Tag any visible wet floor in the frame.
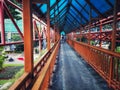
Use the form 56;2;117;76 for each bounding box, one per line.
49;42;113;90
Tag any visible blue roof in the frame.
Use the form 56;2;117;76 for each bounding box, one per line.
36;0;115;33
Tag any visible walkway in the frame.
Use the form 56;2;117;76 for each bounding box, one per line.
49;42;112;90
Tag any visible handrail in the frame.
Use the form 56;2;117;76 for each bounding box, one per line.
9;40;60;90
67;39;120;90
32;40;60;90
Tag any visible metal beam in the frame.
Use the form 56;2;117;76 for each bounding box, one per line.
50;5;67;21
111;0;118;51
52;8;67;22
61;17;76;31
0;0;5;44
45;0;61;15
61;16;73;27
105;0;113;8
38;4;43;8
50;0;66;16
109;0;119;88
32;0;47;4
70;5;85;27
47;0;50;50
68;11;80;25
75;0;89;15
23;0;33;72
58;13;67;25
85;0;105;18
61;0;72;31
66;16;78;27
71;4;88;22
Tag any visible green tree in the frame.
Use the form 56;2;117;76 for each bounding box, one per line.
0;46;5;70
11;34;21;41
4;0;22;20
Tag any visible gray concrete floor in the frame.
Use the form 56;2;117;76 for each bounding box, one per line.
49;42;113;90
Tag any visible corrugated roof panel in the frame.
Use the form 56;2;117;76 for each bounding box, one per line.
90;0;111;13
40;4;47;13
81;10;89;21
50;0;56;7
75;0;86;7
50;9;54;15
81;18;86;24
72;0;82;11
69;10;76;18
58;0;66;6
92;9;98;18
36;4;41;7
70;7;78;17
59;9;67;17
109;0;114;5
67;14;74;21
55;10;58;15
59;1;67;12
51;14;54;18
84;4;98;18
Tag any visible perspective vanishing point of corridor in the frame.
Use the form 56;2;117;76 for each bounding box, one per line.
49;42;112;90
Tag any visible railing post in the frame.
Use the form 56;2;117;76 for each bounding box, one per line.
0;0;5;44
109;0;118;87
23;0;33;73
54;5;56;43
99;20;102;47
47;0;50;50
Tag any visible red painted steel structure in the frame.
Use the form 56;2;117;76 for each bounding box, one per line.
0;0;119;90
4;2;24;39
9;40;60;90
0;0;59;90
23;0;33;73
0;0;5;44
0;0;48;46
71;13;120;44
47;0;50;50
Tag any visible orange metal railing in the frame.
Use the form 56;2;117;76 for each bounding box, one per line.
9;40;60;90
67;39;120;90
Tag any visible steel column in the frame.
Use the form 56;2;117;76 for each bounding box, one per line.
0;0;5;44
111;0;118;51
109;0;118;87
99;20;102;47
34;20;41;51
23;0;33;72
47;0;50;50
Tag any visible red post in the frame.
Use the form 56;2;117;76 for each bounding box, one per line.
109;0;118;87
0;0;5;44
54;6;56;43
47;0;50;50
54;26;56;43
111;1;118;51
34;20;42;52
99;20;102;47
23;0;33;72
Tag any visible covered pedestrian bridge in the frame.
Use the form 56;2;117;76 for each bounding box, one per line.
0;0;120;90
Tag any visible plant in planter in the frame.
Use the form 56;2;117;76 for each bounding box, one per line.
76;38;80;41
0;55;5;70
35;48;39;54
0;47;6;70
